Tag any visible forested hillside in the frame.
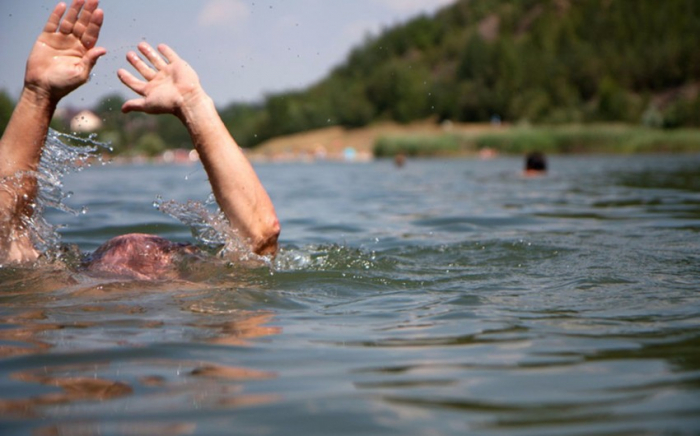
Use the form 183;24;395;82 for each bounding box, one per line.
243;0;700;146
2;0;699;153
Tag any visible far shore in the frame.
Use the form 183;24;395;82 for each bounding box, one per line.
101;121;700;164
249;120;700;162
246;119;497;162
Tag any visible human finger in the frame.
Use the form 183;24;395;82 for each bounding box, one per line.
80;8;103;49
157;44;181;64
138;42;168;71
117;68;147;95
59;0;85;35
83;46;107;71
44;2;67;33
126;51;157;81
121;98;147;114
73;0;98;39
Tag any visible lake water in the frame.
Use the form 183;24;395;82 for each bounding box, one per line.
1;153;699;435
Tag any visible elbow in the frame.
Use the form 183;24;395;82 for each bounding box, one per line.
252;214;280;257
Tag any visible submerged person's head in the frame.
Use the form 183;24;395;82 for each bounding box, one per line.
525;152;547;175
83;233;199;280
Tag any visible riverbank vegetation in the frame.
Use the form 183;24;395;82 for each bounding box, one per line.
373;125;700;158
2;0;699;156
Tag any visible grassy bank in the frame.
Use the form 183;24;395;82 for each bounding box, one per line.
373;125;700;157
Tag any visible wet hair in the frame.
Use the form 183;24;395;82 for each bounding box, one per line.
83;233;199;280
525;152;547;172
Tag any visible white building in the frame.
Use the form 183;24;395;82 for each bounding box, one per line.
70;110;102;133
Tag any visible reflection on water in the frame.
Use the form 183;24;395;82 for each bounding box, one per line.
0;293;281;436
1;154;700;435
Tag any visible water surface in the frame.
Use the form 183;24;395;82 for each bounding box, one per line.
1;154;699;435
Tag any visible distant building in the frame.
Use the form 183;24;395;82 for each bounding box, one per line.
70;110;102;133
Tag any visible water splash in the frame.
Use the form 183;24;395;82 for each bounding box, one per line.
154;195;265;264
1;129;111;261
273;244;381;272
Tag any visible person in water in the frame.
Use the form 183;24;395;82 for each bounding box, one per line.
0;0;280;279
524;151;547;176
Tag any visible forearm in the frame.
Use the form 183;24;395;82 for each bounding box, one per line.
0;87;56;178
0;87;54;263
178;91;280;255
0;87;56;220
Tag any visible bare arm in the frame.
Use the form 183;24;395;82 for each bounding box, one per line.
0;0;106;263
117;43;280;256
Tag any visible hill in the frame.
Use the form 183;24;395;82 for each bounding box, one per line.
229;0;700;148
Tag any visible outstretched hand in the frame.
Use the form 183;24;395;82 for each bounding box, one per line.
117;42;203;118
24;0;106;102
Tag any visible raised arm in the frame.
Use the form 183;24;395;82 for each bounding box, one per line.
117;43;280;256
0;0;106;263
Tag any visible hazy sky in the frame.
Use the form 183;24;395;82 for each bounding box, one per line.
0;0;455;109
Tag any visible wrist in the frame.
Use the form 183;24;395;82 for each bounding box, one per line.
176;87;214;123
21;85;60;110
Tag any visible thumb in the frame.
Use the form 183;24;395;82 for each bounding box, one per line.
84;46;107;70
122;98;146;114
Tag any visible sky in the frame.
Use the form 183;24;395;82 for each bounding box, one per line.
0;0;456;109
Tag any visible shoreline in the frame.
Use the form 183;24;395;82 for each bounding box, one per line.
100;121;700;164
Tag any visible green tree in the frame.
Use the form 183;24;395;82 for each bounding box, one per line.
597;76;629;122
135;132;166;157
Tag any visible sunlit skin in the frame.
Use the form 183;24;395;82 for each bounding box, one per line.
0;0;280;277
0;0;106;263
117;41;280;256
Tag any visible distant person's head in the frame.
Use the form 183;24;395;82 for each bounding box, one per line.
525;152;547;175
394;153;406;168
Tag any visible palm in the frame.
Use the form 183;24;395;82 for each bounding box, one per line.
24;0;105;100
118;43;203;117
131;61;197;113
26;34;90;98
